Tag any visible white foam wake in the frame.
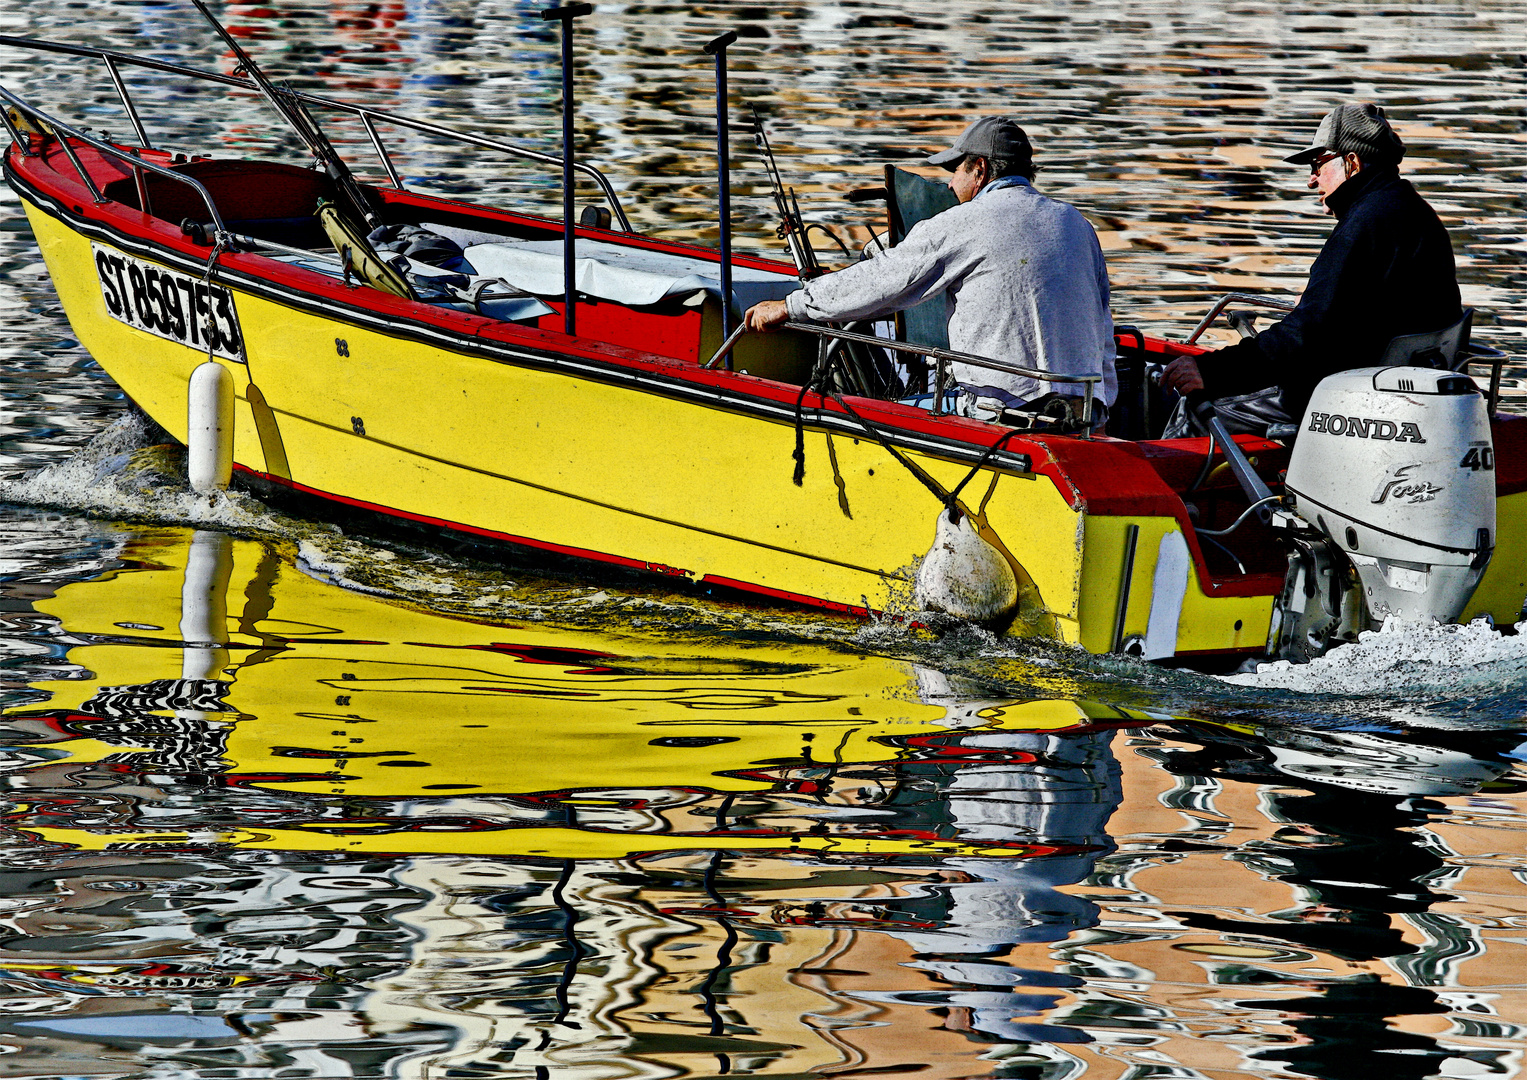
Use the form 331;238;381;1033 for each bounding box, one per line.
0;411;270;531
1223;616;1527;696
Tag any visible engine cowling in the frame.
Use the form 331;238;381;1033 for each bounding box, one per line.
1283;366;1494;626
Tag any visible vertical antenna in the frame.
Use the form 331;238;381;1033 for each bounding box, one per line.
703;32;739;341
541;3;593;336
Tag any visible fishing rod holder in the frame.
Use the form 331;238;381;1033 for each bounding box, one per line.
752;106;822;280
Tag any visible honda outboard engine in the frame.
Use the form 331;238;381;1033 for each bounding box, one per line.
1269;366;1495;660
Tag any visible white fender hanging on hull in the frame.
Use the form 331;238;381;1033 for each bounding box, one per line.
914;512;1019;626
187;360;233;494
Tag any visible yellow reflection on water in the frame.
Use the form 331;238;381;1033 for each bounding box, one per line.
15;526;1131;863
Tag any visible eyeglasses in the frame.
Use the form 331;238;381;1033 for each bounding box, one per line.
1308;152;1341;174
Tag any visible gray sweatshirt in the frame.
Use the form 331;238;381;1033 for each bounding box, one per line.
785;176;1116;407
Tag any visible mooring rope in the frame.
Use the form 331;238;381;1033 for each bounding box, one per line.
945;427;1028;513
790;351;1032;525
825;389;957;516
790;370;822;488
201;232;229;364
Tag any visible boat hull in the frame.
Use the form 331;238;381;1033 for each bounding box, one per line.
20;195;1057;616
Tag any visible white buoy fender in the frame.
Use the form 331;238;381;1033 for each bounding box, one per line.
187;360;234;493
914;512;1020;625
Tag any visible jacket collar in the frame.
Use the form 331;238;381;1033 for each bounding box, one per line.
977;175;1034;199
1326;163;1400;220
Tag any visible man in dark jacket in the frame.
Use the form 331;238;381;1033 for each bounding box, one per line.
1161;103;1461;434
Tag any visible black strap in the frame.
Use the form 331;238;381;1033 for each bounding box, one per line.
790;376;817;487
826;390;956;517
946;427;1027;510
792;354;1030;524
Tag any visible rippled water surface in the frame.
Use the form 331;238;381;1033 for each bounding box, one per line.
2;1;1527;1076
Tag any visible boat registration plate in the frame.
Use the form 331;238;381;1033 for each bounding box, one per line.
92;244;245;363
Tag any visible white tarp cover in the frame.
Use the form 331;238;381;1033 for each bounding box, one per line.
460;238;801;311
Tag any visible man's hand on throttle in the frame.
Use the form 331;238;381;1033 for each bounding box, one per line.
1161;355;1205;396
744;299;790;333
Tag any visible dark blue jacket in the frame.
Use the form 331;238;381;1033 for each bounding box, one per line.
1198;165;1460;420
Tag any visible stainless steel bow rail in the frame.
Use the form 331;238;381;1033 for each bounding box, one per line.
0;34;632;232
0;84;227;233
705;321;1103;422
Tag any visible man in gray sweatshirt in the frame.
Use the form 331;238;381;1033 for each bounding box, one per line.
743;117;1116;422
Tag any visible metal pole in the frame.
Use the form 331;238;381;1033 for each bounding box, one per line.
360;113;402;189
541;3;592;337
703;323;747;370
703;31;738;341
1110;523;1139;654
103;55;152;149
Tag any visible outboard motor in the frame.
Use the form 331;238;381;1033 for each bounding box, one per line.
1269;366;1495;660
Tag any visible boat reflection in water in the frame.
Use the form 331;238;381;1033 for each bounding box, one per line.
0;525;1141;1076
0;524;1523;1077
1151;719;1527;1080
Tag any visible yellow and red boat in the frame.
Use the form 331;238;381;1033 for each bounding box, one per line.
4;17;1525;664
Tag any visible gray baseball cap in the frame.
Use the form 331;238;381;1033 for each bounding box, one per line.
1285;103;1406;165
927;117;1034;171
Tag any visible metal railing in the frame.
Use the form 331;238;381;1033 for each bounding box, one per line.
706;320;1103;423
1186;291;1515;409
0;85;226;232
1185;292;1297;345
0;34;633;232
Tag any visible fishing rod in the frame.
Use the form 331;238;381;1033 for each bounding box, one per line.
189;0;380;230
751;106;821;279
